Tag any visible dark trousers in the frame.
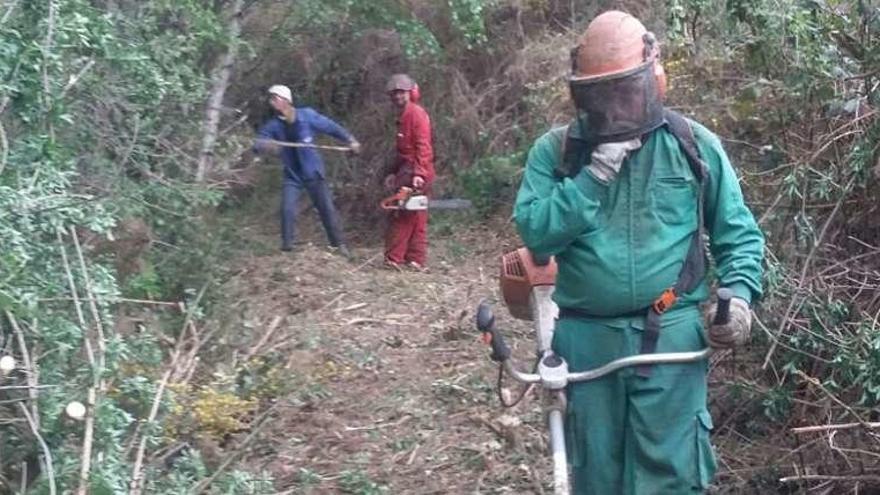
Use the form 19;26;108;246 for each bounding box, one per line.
281;179;345;248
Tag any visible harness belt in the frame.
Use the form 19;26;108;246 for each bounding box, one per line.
556;109;710;377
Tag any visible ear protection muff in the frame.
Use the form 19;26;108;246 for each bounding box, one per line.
410;83;421;103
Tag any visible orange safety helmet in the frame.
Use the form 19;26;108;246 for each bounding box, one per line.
568;11;667;143
571;11;666;100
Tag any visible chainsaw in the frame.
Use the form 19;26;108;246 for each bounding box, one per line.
379;186;472;211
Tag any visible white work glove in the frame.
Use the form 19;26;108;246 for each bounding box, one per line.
703;297;752;348
587;138;642;183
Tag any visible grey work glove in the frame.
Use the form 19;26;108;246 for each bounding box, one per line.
703;297;752;348
587;138;642;183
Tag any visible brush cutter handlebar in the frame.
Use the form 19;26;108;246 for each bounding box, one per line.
475;301;711;388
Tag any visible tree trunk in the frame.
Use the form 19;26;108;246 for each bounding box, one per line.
196;0;245;183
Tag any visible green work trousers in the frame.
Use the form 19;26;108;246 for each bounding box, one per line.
552;306;716;494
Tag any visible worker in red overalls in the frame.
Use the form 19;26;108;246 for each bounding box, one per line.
383;74;435;270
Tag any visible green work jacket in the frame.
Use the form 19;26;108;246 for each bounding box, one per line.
513;117;764;316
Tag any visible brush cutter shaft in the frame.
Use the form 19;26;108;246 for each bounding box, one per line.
548;409;570;495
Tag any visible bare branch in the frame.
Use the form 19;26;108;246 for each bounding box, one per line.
57;229;95;366
0;119;8;176
6;311;40;426
17;402;56;495
58;58;96;101
1;0;19;26
792;422;880;434
779;474;880;484
70;226;108;495
128;358;179;494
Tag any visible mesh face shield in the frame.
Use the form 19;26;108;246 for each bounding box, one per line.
569;60;664;144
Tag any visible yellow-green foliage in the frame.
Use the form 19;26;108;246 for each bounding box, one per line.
192;388;257;439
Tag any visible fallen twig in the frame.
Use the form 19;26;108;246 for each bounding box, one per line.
318;293;345;312
348;252;382;274
779;474;880;484
792;421;880;434
793;369;874;433
335;303;368;313
243;315;283;362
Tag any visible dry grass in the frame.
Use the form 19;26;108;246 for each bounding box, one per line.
208;210;558;493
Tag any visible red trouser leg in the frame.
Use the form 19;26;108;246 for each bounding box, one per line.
385;211;417;264
404;210;428;265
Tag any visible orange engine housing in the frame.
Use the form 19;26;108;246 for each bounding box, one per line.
500;247;557;320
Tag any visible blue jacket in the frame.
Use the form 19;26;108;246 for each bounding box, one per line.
255;107;355;183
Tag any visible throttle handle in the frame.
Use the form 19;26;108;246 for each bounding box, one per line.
713;288;733;325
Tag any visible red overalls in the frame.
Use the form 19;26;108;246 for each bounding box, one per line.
385;102;435;266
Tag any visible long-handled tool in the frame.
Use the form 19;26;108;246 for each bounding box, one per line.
477;247;722;495
379;186;472;211
255;138;354;152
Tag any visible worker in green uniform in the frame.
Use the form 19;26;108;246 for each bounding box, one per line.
513;11;765;494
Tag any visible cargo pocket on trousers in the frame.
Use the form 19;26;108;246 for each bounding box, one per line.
565;406;585;469
694;410;717;491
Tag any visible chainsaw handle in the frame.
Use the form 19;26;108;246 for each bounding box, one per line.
713;288;733;325
476;302;511;362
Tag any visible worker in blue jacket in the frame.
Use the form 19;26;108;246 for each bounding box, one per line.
254;84;361;257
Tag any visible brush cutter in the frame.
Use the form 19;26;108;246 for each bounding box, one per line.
476;247;724;495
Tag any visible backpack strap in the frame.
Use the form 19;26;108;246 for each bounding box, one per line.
637;109;710;377
663;109;709;183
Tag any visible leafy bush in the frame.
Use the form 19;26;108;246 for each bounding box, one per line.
455;150;526;215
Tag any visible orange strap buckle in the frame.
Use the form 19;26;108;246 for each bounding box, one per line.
652;288;677;314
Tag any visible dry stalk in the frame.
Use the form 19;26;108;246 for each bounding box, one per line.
6;311;40;426
58;58;95;101
242;315;283;363
69;226;108;495
793;422;880;434
128;348;183;494
18;402;56;495
0;119;7;176
780;474;880;484
793;370;874;434
1;0;19;25
57;229;95;366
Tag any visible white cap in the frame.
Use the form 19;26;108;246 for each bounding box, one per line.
268;84;292;103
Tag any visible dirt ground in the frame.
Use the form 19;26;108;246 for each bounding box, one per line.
212;207;562;494
209;202;794;494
